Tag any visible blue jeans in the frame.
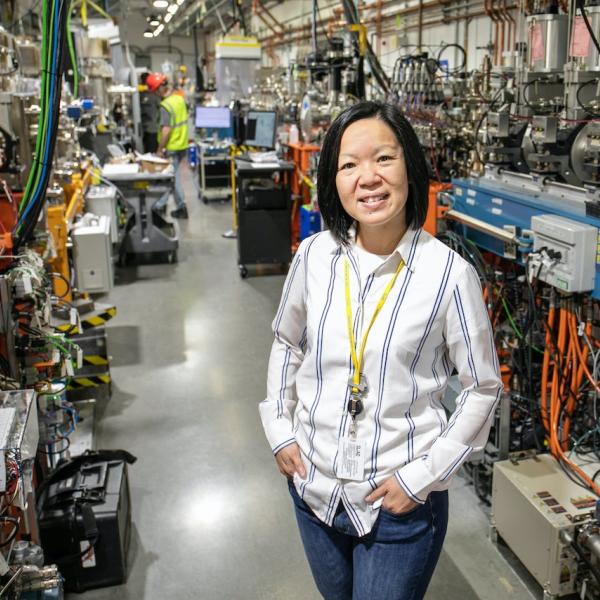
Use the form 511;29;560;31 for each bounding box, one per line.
155;149;186;210
289;481;448;600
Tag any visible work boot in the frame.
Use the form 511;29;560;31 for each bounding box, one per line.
171;206;189;219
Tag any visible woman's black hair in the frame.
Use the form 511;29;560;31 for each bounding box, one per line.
317;101;429;245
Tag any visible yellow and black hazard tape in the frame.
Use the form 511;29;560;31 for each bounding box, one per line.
56;306;117;335
82;355;109;367
67;374;111;390
81;307;117;331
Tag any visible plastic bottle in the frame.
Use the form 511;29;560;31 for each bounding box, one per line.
289;124;299;144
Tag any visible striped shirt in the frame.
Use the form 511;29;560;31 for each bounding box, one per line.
260;226;502;536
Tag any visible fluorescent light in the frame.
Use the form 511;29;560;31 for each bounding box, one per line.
155;24;164;35
176;0;185;5
167;3;178;13
152;0;168;8
164;12;173;22
149;18;160;26
144;29;154;38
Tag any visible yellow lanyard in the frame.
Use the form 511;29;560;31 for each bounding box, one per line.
344;255;405;396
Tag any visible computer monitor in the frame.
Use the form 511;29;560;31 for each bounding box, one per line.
244;110;277;149
195;106;232;129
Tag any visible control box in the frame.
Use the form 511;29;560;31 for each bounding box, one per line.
493;454;597;597
72;216;113;294
85;186;118;244
530;214;597;292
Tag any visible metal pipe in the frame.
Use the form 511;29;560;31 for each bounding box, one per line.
260;9;492;50
445;209;519;244
418;0;424;52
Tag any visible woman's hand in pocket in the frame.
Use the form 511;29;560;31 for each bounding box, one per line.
365;476;418;515
275;443;307;479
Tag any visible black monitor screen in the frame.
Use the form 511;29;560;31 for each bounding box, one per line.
195;106;231;129
244;111;277;149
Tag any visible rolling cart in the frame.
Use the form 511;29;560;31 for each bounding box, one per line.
101;169;179;264
234;158;294;278
198;143;232;204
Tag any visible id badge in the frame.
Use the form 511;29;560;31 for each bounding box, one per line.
336;437;366;481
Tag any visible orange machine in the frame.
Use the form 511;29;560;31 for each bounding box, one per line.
425;181;452;236
287;142;320;249
47;169;90;301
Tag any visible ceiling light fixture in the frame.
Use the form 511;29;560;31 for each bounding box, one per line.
148;15;160;26
167;4;178;14
176;0;185;5
164;12;173;22
152;0;169;8
144;28;154;38
155;24;165;35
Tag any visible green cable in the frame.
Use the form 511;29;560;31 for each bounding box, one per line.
21;0;55;221
501;297;544;355
18;0;49;215
66;0;78;97
18;0;56;222
45;336;75;366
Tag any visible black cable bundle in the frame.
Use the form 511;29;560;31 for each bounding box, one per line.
341;0;391;95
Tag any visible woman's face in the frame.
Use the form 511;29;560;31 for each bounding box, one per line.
335;117;409;238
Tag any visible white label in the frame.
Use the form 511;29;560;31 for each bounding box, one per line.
22;275;32;295
466;198;476;206
491;197;503;205
70;308;78;326
66;360;74;377
467;189;476;197
491;207;503;215
336;437;365;481
80;541;97;568
455;187;463;196
76;348;83;370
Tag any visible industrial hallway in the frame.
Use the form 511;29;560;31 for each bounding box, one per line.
66;176;538;600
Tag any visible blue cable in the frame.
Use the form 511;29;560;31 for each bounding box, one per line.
18;0;59;229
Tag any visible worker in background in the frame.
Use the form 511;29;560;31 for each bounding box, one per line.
139;72;159;154
175;65;188;98
146;72;189;220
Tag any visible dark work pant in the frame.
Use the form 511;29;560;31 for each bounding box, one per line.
289;481;448;600
143;132;158;154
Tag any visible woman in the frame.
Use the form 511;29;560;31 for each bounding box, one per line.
260;101;502;600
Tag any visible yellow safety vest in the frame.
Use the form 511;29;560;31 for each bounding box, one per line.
159;93;189;151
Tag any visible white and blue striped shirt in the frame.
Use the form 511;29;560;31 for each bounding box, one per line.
260;227;502;536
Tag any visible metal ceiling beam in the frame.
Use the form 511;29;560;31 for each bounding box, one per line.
164;0;227;37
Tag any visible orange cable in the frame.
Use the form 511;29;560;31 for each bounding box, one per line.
569;313;600;395
540;304;555;434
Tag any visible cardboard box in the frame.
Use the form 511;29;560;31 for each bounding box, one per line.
138;153;171;173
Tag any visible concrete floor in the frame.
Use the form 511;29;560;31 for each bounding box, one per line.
66;172;540;599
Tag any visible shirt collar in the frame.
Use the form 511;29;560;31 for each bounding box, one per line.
332;226;421;273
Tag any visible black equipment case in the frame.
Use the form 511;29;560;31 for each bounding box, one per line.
37;450;136;593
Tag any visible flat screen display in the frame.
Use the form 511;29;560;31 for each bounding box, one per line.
195;106;231;129
244;111;277;149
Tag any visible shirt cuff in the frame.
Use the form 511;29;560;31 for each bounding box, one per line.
394;462;429;504
259;405;296;455
272;437;297;455
395;439;474;503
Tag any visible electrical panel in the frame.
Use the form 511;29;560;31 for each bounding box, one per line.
72;215;113;294
493;454;596;597
85;185;118;244
530;214;597;292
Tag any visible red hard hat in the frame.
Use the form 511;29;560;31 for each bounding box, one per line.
146;72;167;92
